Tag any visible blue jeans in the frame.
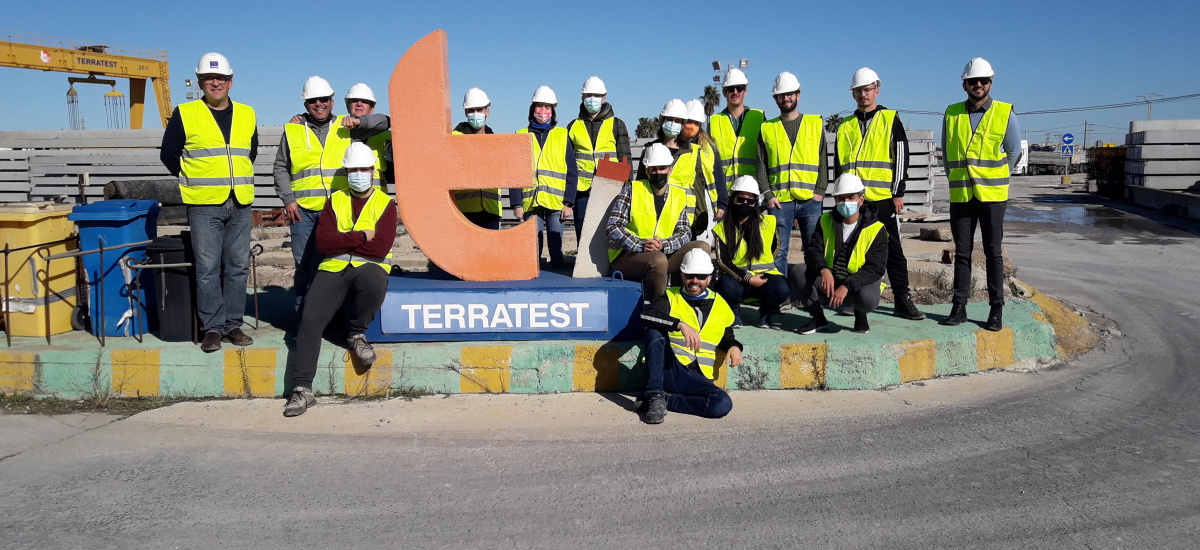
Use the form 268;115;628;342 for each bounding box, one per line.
187;198;251;334
643;329;732;418
712;273;790;315
524;207;564;267
290;207;322;305
573;192;590;242
769;198;823;275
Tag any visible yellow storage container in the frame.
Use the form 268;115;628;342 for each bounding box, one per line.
0;203;78;337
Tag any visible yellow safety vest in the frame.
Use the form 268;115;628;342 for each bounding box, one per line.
696;140;719;204
819;212;885;274
365;130;390;183
837;110;896;202
285;115;352;211
517;127;570;211
944;101;1012;203
666;288;736;380
667;142;703;224
712;214;782;276
709;108;765;178
177;99;256;206
608;180;687;262
761;114;823;203
317;188;395;273
451;129;502;216
567;117;617;193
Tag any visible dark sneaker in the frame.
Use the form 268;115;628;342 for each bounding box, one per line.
732;306;743;328
223;327;253;346
283;386;316;417
348;334;377;366
797;319;829;335
757;313;772;328
940;303;968;326
984;304;1004;332
853;311;871;334
894;293;926;321
644;392;667;424
201;330;222;353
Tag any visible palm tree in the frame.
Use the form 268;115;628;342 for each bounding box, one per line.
635;117;660;139
700;85;721;116
824;113;843;134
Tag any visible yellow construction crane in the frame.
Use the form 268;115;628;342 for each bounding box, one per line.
0;30;171;129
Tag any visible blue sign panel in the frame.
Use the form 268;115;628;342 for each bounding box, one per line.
1061;133;1074;145
380;290;609;334
1061;144;1074;157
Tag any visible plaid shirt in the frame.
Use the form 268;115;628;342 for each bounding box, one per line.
604;183;692;255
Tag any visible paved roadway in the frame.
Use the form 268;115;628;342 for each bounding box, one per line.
2;180;1198;549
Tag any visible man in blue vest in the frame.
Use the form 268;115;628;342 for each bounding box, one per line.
159;52;259;353
637;248;740;424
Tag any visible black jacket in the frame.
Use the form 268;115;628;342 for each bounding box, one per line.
567;102;632;171
641;289;742;353
802;203;888;292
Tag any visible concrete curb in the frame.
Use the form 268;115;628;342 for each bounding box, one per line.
0;297;1086;400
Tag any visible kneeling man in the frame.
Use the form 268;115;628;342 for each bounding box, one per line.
285;142;397;417
638;248;741;424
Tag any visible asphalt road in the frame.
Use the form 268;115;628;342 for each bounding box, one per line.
2;180;1198;549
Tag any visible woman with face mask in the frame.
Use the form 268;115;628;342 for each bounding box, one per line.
712;176;789;328
683;99;728;239
451;87;505;230
636;99;707;237
513;86;578;269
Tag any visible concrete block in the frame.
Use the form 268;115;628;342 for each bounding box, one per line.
908;129;935;140
1124;160;1200;175
1125;187;1200;221
1125;174;1200;190
1127;144;1200;160
1129;119;1200;133
1128;130;1200;145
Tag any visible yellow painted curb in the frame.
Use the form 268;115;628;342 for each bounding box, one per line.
895;339;937;383
976;327;1016;371
223;348;277;397
112;349;161;397
459;345;512;393
344;348;393;397
0;351;36;393
1026;286;1097;359
780;343;827;389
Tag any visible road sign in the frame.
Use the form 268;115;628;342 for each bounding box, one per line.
1061;144;1074;157
1062;133;1074;145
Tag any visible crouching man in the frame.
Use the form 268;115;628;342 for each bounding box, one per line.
285;142;397;417
637;248;741;424
791;173;888;335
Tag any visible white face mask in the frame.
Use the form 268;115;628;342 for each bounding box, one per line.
583;97;603;114
466;112;487;129
347;171;373;192
662;120;682;137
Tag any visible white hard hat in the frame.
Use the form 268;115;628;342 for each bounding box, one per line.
659;99;687;120
722;68;748;88
531;85;558;106
679;248;714;276
850;67;880;90
729;175;759;197
345;83;376;103
830;173;866;196
642;143;674;168
342;142;377;170
772;71;801;95
961;57;995;80
302;76;335;100
195;52;233;76
684;99;706;123
581;76;607;95
462;87;491;109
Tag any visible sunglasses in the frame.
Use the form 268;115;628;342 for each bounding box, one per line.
305;97;333;105
198;75;231;83
682;273;709;280
966;78;992;86
732;196;756;205
724;85;747;93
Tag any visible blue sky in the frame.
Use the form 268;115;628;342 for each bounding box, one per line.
3;0;1199;145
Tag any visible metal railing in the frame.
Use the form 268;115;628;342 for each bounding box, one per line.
1;236;81;347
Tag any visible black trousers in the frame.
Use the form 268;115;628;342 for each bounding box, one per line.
867;198;911;296
292;264;389;388
949;199;1007;306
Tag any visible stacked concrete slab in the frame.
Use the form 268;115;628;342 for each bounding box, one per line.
824;129;939;213
1124;119;1200;191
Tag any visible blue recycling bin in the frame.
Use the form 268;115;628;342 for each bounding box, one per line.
69;200;161;337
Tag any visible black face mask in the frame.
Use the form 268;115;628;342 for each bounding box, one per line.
730;203;756;219
648;173;669;190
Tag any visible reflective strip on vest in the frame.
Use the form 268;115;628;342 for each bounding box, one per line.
944;101;1012;202
761;114;822;202
568;117;617;192
450;129;502;215
820;212;885;274
609;180;687;262
285;116;353;211
666;288;735;380
667;143;702;225
836;110;896;201
712;214;782;276
317;189;395;273
709;109;765;178
518;127;569;211
177;99;256;205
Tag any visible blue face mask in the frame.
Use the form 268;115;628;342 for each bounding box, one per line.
661;121;682;137
347;171;373;192
836;200;859;217
466;112;486;129
583;97;603;114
